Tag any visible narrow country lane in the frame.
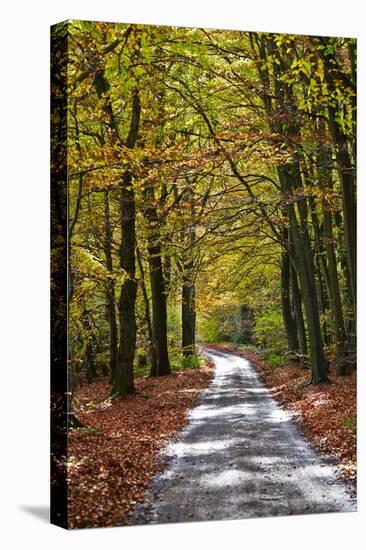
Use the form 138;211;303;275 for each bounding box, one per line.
130;349;356;524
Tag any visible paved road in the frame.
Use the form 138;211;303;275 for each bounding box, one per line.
130;349;356;524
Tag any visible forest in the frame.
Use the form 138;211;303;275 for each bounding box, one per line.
51;21;356;528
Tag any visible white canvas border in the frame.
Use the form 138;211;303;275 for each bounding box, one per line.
1;1;364;548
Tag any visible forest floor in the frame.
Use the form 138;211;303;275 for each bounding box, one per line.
206;343;357;487
67;346;356;528
67;362;214;529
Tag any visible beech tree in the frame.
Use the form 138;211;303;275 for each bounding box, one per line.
65;22;356;391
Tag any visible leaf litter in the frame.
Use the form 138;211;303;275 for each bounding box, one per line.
67;364;214;529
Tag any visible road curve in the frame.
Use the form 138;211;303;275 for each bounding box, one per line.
130;349;356;524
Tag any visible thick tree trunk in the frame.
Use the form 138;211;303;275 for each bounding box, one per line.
315;256;329;349
103;190;118;384
85;338;97;383
290;224;327;383
106;284;118;384
82;313;97;382
149;266;170;377
113;169;138;396
94;64;141;397
281;244;299;356
182;259;196;359
142;184;171;376
290;264;308;368
148;240;171;376
136;245;157;376
181;192;197;359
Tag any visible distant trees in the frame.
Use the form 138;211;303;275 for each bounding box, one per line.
66;21;356;391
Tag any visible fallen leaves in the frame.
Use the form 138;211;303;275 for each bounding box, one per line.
67;364;214;529
243;349;356;486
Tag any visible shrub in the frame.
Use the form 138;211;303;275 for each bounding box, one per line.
170;347;203;371
254;309;287;355
262;350;284;370
343;416;356;429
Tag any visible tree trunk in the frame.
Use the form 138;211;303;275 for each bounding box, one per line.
290;263;308;368
315;254;329;349
148;240;171;375
181;191;197;359
82;313;97;383
327;109;356;323
280;239;299;357
182;258;196;359
93;64;141;397
316;133;348;374
103;190;118;384
113;169;138;396
136;245;158;376
319;44;356;323
252;34;328;383
279;164;329;384
142;184;171;377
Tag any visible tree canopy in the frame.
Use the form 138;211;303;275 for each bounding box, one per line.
59;21;356;394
